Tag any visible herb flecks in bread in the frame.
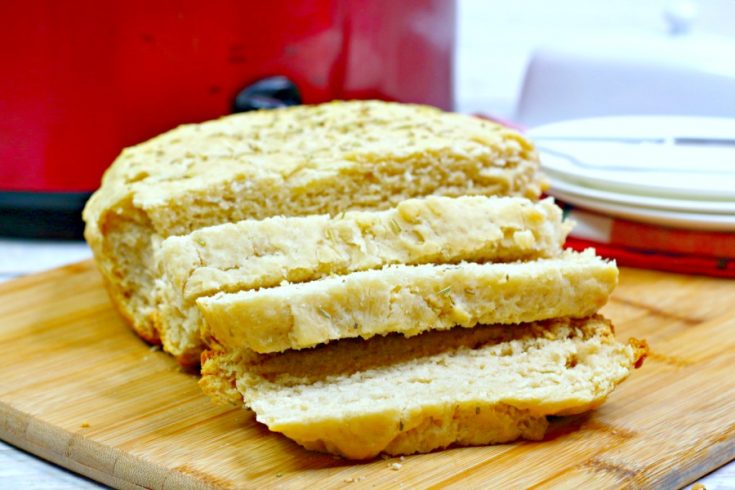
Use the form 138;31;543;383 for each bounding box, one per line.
83;100;544;362
154;195;570;361
83;100;647;460
198;250;617;354
200;315;647;459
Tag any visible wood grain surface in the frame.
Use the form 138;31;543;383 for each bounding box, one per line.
0;260;733;489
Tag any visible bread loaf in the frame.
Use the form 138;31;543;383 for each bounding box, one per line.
83;101;544;352
82;101;647;461
155;195;569;362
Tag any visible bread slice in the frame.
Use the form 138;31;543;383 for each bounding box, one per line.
198;249;616;354
155;196;570;363
200;315;647;459
83;100;544;350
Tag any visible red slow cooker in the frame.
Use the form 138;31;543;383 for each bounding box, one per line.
0;0;455;238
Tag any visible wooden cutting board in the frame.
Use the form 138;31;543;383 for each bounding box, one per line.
0;261;733;489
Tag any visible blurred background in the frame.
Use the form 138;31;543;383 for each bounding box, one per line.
455;0;735;278
457;0;735;120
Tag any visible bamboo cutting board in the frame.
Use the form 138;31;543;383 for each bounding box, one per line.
0;261;733;489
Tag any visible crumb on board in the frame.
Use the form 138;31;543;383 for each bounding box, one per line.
389;462;402;471
80;422;90;428
343;476;365;483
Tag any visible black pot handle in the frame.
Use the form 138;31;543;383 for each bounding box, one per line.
232;76;302;112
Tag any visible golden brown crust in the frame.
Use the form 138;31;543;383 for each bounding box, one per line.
200;348;244;406
629;338;649;369
295;403;549;459
83;100;545;364
200;315;644;458
159;195;571;365
199;250;617;354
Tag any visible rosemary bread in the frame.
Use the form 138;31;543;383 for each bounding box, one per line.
155;195;570;363
200;315;647;459
83;100;544;352
198;249;616;354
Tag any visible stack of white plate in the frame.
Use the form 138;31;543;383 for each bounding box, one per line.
528;116;735;231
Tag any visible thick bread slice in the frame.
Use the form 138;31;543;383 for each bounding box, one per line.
198;249;616;354
83;100;544;352
200;315;648;459
155;196;570;362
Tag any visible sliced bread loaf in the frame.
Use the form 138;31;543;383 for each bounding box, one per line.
155;196;570;363
200;315;647;459
83;101;544;348
198;249;617;354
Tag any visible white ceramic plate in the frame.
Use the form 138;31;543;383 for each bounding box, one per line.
548;188;735;231
549;177;735;215
529;116;735;200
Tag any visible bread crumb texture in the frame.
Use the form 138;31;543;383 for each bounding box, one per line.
82;100;647;460
154;195;569;362
198;249;617;353
83;100;544;364
201;315;647;459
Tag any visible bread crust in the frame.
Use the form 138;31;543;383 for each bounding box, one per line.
83;101;545;363
200;315;646;459
199;249;617;353
156;195;570;361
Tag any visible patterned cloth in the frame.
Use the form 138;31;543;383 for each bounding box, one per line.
562;204;735;278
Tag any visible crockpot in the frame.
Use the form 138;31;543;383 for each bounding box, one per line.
0;0;455;238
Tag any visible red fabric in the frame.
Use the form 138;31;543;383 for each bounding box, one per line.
566;237;735;278
609;219;735;258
